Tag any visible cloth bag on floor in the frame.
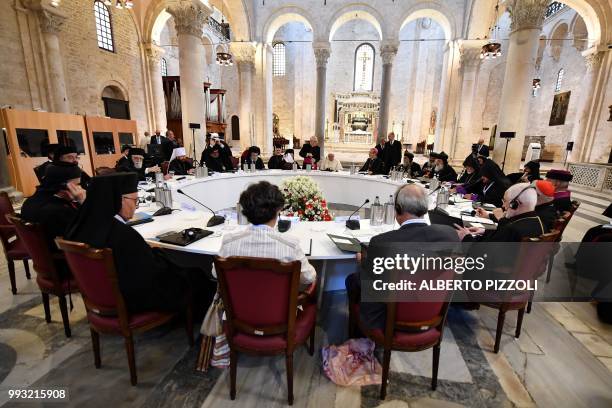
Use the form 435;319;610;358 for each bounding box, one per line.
322;338;382;386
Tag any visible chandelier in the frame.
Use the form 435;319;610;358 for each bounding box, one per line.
215;3;233;67
481;1;502;60
103;0;134;9
216;52;233;66
532;78;541;90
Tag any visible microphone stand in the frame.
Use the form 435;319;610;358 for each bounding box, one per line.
177;189;225;227
346;199;370;230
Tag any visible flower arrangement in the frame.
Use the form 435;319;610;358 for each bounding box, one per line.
281;176;332;221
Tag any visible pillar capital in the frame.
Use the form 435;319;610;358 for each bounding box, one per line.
39;9;66;34
167;0;212;38
380;41;399;65
507;0;549;32
144;42;165;62
231;42;257;65
459;44;483;69
313;42;331;68
584;50;604;72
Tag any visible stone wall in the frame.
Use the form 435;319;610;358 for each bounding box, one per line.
0;2;31;110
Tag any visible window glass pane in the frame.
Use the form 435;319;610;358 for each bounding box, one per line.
94;1;114;52
56;130;85;154
92;131;115;155
354;44;374;91
555;69;564;92
16;128;49;157
273;43;286;76
119;132;134;145
161;58;168;76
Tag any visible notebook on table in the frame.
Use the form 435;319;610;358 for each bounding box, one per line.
126;212;154;227
156;228;214;246
327;234;362;253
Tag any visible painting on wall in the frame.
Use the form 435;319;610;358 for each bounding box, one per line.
549;91;571;126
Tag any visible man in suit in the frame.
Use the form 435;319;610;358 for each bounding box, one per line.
299;136;321;163
475;138;489;158
164;130;180;161
359;148;385;175
346;184;459;331
150;130;166;146
385;132;402;171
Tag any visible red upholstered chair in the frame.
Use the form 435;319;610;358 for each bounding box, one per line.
214;256;317;405
482;230;560;353
160;161;170;175
0;192;31;294
55;238;194;386
6;215;77;337
352;270;454;400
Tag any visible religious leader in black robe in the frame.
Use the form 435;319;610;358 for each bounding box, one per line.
21;163;84;279
53;144;92;188
65;173;214;313
33;143;58;183
168;147;195;175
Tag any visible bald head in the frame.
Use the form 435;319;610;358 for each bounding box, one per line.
310;136;318;146
395;184;428;223
478;138;485;145
504;183;537;217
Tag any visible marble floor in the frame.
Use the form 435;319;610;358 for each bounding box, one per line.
0;186;610;408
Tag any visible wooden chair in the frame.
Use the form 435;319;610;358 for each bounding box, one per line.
0;192;30;294
7;215;77;337
214;256;317;405
545;201;580;283
56;238;194;386
482;230;560;353
350;269;454;399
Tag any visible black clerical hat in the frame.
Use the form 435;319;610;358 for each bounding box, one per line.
39;163;82;192
53;144;77;160
128;147;146;157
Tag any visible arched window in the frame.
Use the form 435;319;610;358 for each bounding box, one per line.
94;1;114;52
160;58;168;76
354;43;375;91
555;68;564;92
273;42;286;77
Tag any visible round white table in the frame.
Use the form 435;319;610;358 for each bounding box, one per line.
133;170;477;305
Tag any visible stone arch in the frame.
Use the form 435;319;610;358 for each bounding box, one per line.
101;80;129;101
144;0;251;45
261;7;316;44
557;0;605;48
396;3;455;40
570;14;589;51
325;4;386;42
201;33;215;65
549;23;569;61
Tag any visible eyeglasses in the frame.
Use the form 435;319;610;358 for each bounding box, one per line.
122;196;140;208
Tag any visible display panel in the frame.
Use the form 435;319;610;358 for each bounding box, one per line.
16;128;49;157
57;130;85;154
92;131;115;154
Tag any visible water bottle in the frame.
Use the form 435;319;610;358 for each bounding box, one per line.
370;196;384;226
430;175;440;193
250;162;256;172
242;163;248;172
292;162;298;171
383;194;395;225
199;163;208;178
162;183;173;208
154;172;164;187
305;164;312;171
436;186;449;208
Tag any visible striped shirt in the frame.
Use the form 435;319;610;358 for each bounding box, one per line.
214;224;316;285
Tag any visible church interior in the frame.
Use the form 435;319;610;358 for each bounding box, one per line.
1;0;612;407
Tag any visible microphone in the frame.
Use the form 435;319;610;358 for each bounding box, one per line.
346;199;370;230
177;189;225;227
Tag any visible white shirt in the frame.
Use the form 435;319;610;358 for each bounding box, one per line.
114;214;126;224
400;218;428;227
214;224;316;285
319;158;343;172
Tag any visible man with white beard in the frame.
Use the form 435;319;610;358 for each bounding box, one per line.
115;147;161;181
429;151;457;182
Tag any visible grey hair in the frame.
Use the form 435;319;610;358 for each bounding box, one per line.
395;184;428;217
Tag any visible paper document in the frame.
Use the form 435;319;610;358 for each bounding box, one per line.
461;215;495;225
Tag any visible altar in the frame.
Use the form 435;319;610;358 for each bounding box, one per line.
329;91;380;144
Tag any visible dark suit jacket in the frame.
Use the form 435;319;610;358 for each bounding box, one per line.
150;135;167;145
479;181;505;208
298;143;321;162
386;140;402;168
359;223;459;330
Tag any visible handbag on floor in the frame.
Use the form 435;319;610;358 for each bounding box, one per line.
201;291;223;336
322;338;382;386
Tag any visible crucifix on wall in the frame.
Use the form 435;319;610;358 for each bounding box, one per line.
358;50;371;90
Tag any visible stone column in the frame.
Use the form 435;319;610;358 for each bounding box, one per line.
377;42;398;142
39;9;69;113
167;1;211;160
231;42;256;151
453;43;482;158
145;43;167;132
435;40;461;154
568;50;605;162
313;42;331;157
492;0;548;171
